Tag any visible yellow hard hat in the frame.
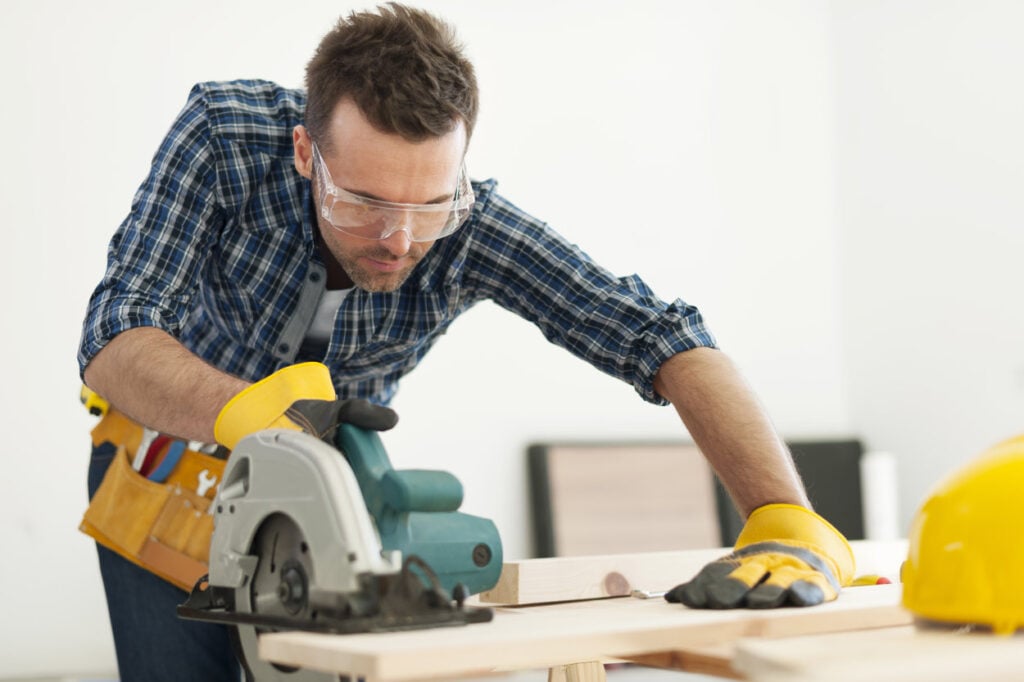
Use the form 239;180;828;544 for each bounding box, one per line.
901;434;1024;635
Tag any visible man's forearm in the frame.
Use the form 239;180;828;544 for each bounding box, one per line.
83;327;250;443
653;347;809;518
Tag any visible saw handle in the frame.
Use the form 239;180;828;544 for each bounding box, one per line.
336;424;456;523
381;470;463;512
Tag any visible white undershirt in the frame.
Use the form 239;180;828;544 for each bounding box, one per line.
304;288;352;344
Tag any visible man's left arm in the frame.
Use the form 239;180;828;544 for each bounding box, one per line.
653;347;807;516
654;347;856;609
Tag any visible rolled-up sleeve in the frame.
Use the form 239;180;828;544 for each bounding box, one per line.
463;185;717;405
78;85;223;376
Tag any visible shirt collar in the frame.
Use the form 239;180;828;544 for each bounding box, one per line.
299;175;324;267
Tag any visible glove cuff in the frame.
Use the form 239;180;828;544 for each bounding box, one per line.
735;503;856;586
214;363;337;449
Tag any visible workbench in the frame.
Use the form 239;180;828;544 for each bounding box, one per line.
258;541;1024;681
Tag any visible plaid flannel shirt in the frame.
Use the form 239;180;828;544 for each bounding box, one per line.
79;80;716;405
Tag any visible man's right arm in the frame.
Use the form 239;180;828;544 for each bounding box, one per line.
80;86;239;443
84;327;249;443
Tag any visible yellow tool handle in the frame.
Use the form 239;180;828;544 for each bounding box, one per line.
80;385;110;417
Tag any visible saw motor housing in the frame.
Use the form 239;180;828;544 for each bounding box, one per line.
336;424;502;595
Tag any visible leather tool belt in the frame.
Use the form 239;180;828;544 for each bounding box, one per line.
80;409;225;591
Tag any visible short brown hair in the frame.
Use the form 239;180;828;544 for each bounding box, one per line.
305;3;478;149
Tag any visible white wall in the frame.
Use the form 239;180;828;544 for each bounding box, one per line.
389;0;849;551
0;0;945;676
831;0;1024;534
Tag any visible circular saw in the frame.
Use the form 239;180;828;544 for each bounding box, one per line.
178;426;501;680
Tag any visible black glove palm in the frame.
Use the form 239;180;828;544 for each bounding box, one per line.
286;398;397;440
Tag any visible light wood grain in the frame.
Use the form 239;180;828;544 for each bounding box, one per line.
544;443;719;556
480;540;909;605
622;643;742;680
734;624;1024;682
259;584;911;681
547;661;606;682
478;548;729;604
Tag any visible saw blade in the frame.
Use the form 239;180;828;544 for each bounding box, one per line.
249;513;315;624
236;514;335;681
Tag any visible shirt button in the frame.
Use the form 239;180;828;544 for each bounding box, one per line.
309;271;321;283
278;343;290;354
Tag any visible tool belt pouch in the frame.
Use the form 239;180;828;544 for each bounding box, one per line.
80;412;224;592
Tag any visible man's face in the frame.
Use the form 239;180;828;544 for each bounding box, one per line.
297;99;468;292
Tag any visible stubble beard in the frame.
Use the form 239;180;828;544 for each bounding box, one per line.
334;245;423;293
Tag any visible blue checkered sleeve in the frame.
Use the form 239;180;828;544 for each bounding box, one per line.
462;185;717;404
79;85;223;371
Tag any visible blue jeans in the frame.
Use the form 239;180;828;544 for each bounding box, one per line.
88;442;242;682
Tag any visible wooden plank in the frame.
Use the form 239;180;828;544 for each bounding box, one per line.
478;548;728;604
259;584;911;681
623;643;742;680
547;661;607;682
733;624;1024;682
480;540;908;605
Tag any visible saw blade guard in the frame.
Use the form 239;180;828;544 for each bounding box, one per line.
208;429;401;594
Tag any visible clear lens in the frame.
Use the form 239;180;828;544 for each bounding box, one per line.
313;143;474;242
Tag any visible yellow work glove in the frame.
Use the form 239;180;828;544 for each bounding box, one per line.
214;362;398;450
665;503;855;609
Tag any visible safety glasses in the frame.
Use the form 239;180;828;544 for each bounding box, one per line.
311;142;474;243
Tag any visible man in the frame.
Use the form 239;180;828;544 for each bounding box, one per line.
80;4;854;681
